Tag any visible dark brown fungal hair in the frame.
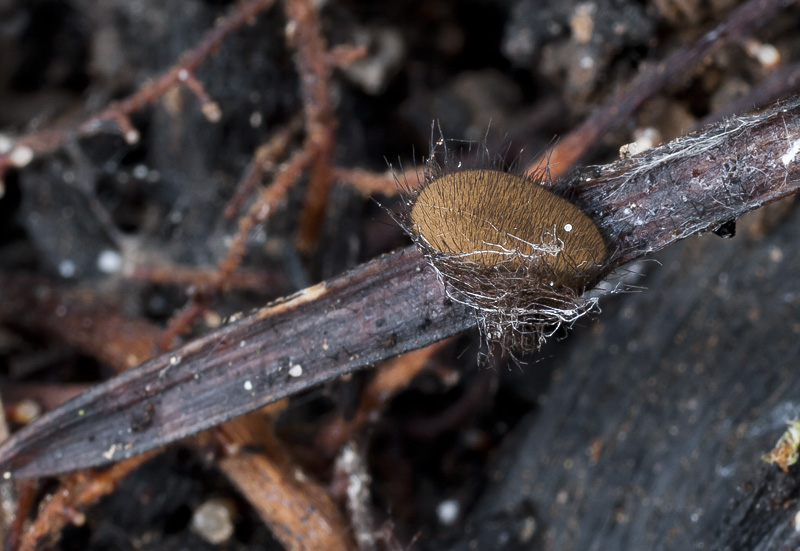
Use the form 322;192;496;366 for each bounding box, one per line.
395;133;614;355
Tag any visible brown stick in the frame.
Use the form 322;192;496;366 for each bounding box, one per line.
129;264;289;292
4;478;34;551
1;96;799;478
216;414;357;551
17;452;158;551
157;145;315;349
285;0;338;254
332;166;420;197
224;116;304;219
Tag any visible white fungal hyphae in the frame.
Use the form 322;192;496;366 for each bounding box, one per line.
396;135;611;355
781;139;800;167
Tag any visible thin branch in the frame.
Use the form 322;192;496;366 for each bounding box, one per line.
4;479;34;551
216;414;357;551
284;0;339;253
17;452;159;551
333;166;420;197
0;0;277;188
129;264;289;292
1;96;799;478
157;145;315;349
224;116;304;218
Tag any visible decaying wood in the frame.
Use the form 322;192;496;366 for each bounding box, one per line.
0;247;472;477
216;414;357;551
0;271;360;550
576;95;800;266
0;95;799;479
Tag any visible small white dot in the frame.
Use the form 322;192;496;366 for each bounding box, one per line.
243;380;253;391
288;364;303;377
169;210;184;224
58;259;76;278
97;249;122;274
178;69;189;81
202;103;222;123
132;164;149;179
124;129;140;144
192;499;235;544
564;223;573;232
102;444;118;460
436;499;459;525
14;399;41;423
2;471;11;480
10;145;33;167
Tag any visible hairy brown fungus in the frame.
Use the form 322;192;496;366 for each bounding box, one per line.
397;141;612;356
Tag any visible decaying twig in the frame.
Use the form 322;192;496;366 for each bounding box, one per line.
577;95;800;265
0;249;352;549
17;452;159;551
216;414;357;551
284;0;339;253
0;246;471;477
223;116;304;219
1;95;799;478
0;273;165;371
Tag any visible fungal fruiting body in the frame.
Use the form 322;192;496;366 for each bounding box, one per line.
398;141;610;354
